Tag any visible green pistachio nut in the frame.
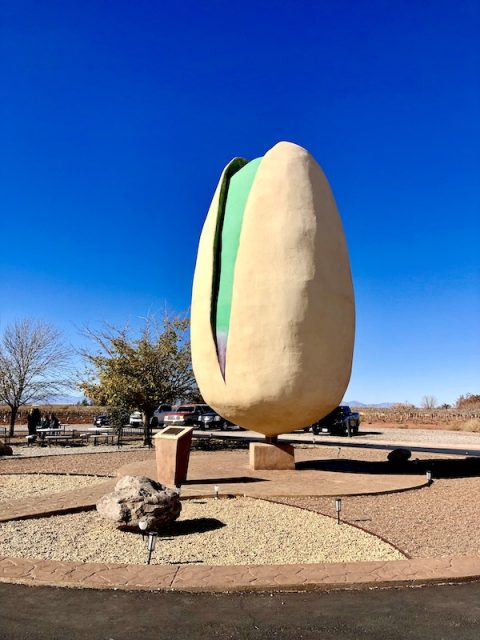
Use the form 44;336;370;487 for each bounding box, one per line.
191;141;355;437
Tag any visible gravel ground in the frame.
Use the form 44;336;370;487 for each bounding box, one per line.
0;497;403;565
347;427;480;446
0;474;104;504
2;442;147;458
1;444;479;561
277;476;480;558
0;450;155;476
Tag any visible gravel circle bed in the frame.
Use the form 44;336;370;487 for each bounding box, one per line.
0;474;105;504
278;476;480;558
2;446;479;561
0;497;403;566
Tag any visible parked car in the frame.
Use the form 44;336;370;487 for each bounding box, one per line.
93;414;110;427
196;408;235;431
129;411;143;427
153;404;173;426
163;404;211;427
309;406;360;436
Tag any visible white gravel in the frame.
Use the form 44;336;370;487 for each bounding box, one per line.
350;427;480;446
0;474;104;504
276;428;480;447
2;442;145;458
0;497;403;566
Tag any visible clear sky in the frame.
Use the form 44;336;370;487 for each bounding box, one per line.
1;0;479;406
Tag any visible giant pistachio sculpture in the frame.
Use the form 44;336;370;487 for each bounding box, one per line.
191;141;354;437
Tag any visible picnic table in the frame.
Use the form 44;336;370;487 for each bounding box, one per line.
44;430;81;447
26;425;67;446
79;430;116;446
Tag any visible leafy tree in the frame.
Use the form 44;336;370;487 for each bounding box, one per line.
0;319;71;436
109;405;130;446
80;315;199;445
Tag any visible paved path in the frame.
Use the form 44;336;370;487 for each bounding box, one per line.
117;448;427;497
1;581;480;639
1;550;480;591
0;479;116;522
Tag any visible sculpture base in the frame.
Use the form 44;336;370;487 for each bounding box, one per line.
249;442;295;470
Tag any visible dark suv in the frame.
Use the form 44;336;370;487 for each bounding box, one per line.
93;414;110;427
310;406;360;436
196;409;235;430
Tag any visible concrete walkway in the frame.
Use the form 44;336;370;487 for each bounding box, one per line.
117;448;428;497
0;479;116;522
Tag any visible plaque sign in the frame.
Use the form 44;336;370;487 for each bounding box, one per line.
153;425;194;487
162;427;184;437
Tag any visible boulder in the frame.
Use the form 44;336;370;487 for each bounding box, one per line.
387;448;412;464
96;475;181;532
0;444;13;456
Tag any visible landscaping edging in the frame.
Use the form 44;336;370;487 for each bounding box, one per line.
0;554;479;592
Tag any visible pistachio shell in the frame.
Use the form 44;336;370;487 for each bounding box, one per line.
191;141;355;436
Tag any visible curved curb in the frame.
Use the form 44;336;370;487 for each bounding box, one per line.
0;554;479;592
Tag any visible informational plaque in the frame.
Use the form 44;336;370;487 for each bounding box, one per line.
162;427;184;436
153;425;194;487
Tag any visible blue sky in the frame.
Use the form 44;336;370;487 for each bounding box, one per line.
1;0;479;405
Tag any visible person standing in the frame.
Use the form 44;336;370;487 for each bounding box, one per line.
27;408;41;438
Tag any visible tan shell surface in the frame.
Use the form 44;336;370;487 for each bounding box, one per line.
191;141;354;436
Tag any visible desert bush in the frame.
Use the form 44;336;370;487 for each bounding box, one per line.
353;406;479;425
457;418;480;433
456;394;480;412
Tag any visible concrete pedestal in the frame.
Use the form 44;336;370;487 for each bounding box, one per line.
249;442;295;470
153;426;193;487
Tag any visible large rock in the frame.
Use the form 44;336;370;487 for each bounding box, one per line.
96;475;181;532
387;448;412;464
0;444;13;456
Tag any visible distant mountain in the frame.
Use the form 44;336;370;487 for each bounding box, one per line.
344;400;396;408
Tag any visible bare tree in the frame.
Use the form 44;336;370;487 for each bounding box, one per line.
0;319;71;436
421;395;437;410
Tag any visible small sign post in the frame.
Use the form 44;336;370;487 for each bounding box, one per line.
153;425;194;488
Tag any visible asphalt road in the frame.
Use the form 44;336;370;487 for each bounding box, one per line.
2;581;480;640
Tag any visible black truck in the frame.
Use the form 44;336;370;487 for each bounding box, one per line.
309;405;360;436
